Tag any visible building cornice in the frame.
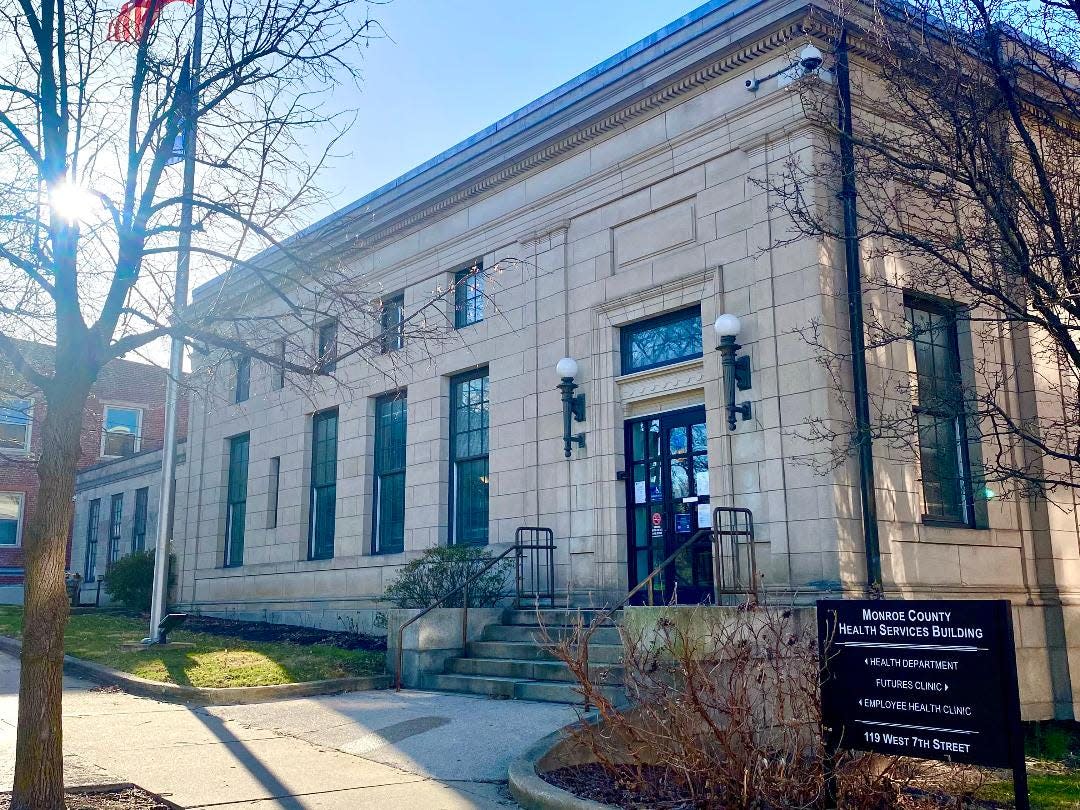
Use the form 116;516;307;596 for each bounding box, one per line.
197;1;820;304
333;21;808;257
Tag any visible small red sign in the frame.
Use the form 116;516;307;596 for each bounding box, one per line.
651;512;662;527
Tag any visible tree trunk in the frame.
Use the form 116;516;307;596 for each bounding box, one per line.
11;373;93;810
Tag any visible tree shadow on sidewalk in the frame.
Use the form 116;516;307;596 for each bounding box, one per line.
186;707;306;809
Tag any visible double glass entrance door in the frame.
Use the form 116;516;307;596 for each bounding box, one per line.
625;406;713;604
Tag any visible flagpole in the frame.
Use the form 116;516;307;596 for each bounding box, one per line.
148;0;203;644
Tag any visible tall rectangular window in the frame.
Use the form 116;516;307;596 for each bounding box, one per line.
132;487;149;552
0;493;23;547
0;399;31;452
102;405;142;457
234;355;251;403
450;369;489;545
317;320;338;373
373;393;407;554
454;262;484;328
85;498;100;579
308;409;338;559
108;493;123;565
267;456;281;529
380;293;404;354
225;433;250;567
271;340;286;391
906;297;974;526
620;306;703;374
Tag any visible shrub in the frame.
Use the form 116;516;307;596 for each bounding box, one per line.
103;550;175;612
382;545;511;609
1028;721;1077;762
545;604;986;809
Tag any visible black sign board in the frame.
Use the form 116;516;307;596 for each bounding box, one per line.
818;599;1025;795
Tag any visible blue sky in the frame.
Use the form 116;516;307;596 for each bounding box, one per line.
309;0;705;224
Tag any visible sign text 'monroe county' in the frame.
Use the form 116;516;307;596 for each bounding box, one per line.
817;599;1023;770
841;608;986;640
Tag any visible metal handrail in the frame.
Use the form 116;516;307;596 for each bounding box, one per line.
394;538;556;691
712;505;758;598
572;528;714;709
581;527;714;646
576;510;758;708
515;527;556;606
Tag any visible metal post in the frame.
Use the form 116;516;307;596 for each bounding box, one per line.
557;378;585;457
149;0;204;643
836;29;882;590
461;580;469;649
518;542;527;613
718;336;738;430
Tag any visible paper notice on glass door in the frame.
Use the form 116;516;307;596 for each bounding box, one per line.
634;481;647;504
697;503;712;527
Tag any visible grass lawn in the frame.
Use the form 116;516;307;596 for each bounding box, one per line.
0;606;385;688
979;771;1080;809
977;723;1080;809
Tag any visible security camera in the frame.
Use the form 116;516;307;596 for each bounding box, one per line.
799;44;824;72
748;44;828;93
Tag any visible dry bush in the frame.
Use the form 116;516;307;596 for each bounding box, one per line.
546;604;989;809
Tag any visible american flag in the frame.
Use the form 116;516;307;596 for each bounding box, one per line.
107;0;192;43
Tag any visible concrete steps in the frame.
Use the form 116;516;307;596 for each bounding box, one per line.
481;623;623;645
503;608;615;626
465;639;625;664
446;656;624;684
419;608;625;705
418;672;623;704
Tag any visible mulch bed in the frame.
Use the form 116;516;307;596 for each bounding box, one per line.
171;614;385;652
0;785;178;809
541;765;1008;809
542;764;696;809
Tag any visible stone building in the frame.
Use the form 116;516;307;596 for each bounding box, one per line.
0;340;183;599
69;444;185;606
171;0;1080;719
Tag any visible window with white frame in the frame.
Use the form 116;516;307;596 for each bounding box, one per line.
0;493;23;546
0;399;32;452
101;405;142;457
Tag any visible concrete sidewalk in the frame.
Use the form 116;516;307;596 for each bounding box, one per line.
0;652;580;808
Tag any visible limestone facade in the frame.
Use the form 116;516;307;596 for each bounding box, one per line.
168;0;1080;719
70;445;183;605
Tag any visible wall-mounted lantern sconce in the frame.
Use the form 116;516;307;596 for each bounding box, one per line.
556;356;586;458
714;314;752;430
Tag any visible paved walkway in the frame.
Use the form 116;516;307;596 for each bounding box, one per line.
0;652;579;808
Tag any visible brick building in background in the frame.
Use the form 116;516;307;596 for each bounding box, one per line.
0;342;186;597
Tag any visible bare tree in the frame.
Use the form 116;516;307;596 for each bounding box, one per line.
0;2;526;806
769;0;1080;508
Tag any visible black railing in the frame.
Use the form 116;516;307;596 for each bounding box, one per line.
576;506;759;708
712;505;757;601
394;529;556;691
514;526;556;608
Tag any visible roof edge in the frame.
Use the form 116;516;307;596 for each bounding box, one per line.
192;0;757;299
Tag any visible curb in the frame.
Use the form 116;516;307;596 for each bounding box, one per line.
508;723;619;810
0;635;390;705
